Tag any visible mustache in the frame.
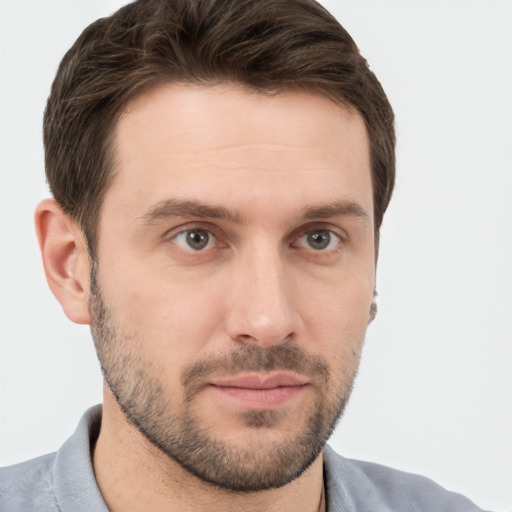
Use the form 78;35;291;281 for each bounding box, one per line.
181;343;329;402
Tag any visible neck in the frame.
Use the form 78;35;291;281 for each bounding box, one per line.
93;393;326;512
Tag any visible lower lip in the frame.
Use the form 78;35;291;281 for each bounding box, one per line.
209;384;307;409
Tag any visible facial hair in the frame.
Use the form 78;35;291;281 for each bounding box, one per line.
89;267;360;492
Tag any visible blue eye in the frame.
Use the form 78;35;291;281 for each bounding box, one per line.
297;229;341;251
172;229;215;251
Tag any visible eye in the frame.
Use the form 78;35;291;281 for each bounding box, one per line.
295;229;342;251
172;228;216;251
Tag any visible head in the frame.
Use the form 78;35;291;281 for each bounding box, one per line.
44;0;394;258
38;0;395;493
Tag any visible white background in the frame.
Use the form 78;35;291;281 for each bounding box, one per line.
0;1;510;510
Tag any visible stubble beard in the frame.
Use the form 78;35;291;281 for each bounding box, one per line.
89;268;361;492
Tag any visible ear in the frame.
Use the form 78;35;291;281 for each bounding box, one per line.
368;289;377;324
35;198;91;324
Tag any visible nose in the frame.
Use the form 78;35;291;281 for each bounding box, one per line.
223;244;300;348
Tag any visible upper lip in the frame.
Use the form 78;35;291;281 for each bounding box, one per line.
211;372;309;389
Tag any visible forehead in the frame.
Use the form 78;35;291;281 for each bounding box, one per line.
106;83;372;224
116;83;367;160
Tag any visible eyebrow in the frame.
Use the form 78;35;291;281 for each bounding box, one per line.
300;201;370;223
139;198;369;226
139;199;246;225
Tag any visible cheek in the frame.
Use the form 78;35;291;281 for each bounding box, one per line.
101;267;226;371
301;269;373;360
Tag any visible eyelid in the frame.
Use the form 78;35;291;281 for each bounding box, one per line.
290;222;347;244
162;221;221;241
296;231;341;250
161;221;347;253
160;223;227;255
173;229;216;251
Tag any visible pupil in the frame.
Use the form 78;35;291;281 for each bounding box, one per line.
187;230;209;249
308;230;330;250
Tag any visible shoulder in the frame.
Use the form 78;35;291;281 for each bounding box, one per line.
0;452;59;512
0;406;107;512
323;445;488;512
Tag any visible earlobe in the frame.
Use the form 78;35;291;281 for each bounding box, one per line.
35;199;92;325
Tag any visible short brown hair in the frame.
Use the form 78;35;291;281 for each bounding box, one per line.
44;0;395;256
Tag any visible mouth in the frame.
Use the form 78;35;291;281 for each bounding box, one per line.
208;372;310;409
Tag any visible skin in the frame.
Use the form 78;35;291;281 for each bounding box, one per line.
35;84;375;512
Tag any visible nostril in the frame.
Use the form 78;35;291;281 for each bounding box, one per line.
233;333;258;344
230;330;296;349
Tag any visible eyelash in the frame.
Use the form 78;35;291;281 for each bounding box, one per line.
165;223;346;254
171;228;218;251
293;228;342;252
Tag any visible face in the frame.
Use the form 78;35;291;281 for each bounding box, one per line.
90;84;375;491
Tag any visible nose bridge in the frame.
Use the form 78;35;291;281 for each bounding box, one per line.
225;239;298;347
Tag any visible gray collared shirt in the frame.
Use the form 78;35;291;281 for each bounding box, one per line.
0;406;489;511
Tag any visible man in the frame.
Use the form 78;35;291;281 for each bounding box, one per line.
0;0;492;510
